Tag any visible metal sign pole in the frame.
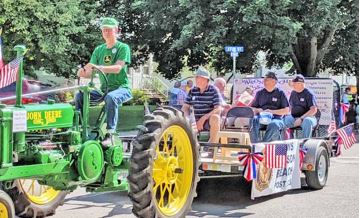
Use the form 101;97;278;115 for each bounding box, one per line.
232;55;236;75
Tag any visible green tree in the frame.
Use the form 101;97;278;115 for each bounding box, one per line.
0;0;100;78
119;0;358;78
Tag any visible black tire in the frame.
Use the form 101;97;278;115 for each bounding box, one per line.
7;179;67;217
128;106;200;218
0;190;15;218
305;146;329;189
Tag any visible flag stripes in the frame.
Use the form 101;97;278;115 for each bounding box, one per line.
265;144;287;168
0;57;22;89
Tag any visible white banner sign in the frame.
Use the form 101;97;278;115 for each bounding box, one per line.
232;78;333;125
251;140;301;199
12;110;27;132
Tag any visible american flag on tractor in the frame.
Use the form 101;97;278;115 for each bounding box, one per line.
0;31;4;70
0;56;22;89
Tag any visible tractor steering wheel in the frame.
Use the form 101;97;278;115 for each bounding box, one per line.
89;65;109;95
77;66;109;104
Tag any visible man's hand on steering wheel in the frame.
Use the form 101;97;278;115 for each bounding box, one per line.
77;63;101;78
84;63;96;73
77;68;88;78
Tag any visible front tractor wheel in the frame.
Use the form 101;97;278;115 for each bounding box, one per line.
0;190;15;218
8;179;68;217
128;107;200;218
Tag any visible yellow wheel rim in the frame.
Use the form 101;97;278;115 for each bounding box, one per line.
18;179;60;205
0;202;8;218
153;125;194;216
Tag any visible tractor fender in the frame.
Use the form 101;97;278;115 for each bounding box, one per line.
302;139;330;171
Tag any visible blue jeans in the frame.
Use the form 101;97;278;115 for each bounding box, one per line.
250;116;285;143
284;115;317;138
75;88;132;132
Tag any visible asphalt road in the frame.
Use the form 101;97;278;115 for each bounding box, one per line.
52;144;359;218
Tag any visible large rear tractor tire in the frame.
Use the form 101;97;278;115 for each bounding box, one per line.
305;146;329;189
8;179;67;217
128;107;200;218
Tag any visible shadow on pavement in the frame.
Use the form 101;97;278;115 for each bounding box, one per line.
60;177;320;218
191;176;315;217
63;191;132;218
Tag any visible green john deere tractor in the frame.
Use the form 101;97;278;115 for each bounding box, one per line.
0;45;199;218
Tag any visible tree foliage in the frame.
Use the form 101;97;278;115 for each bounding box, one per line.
116;0;358;78
0;0;357;79
0;0;101;78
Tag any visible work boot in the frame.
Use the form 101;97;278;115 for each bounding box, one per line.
102;133;115;148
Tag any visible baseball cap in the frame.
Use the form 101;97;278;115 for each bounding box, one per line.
100;17;119;29
292;74;305;83
264;72;278;81
195;67;210;79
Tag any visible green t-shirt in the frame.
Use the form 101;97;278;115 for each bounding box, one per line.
90;41;131;92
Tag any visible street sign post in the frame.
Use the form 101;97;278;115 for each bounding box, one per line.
225;45;244;74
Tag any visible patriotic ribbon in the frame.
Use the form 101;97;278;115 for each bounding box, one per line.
238;152;263;181
299;145;307;169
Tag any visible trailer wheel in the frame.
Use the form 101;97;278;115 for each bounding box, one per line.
128;107;200;218
0;190;15;218
305;146;329;189
8;179;67;217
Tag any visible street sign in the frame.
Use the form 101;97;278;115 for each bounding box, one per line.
224;45;245;75
230;52;239;58
224;46;244;53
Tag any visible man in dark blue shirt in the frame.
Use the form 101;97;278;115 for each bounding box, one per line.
182;67;221;143
250;72;289;142
284;75;318;138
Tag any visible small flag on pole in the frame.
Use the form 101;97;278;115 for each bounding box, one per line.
0;28;4;70
265;144;287;169
0;56;22;89
327;120;337;135
336;125;357;150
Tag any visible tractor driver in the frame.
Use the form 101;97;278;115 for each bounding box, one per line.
250;72;289;142
76;17;132;146
182;67;222;143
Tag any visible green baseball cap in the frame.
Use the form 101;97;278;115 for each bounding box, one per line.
100;17;119;29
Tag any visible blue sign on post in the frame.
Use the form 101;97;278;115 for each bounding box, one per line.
224;46;244;53
224;45;244;74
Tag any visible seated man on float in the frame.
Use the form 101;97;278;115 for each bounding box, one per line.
182;67;221;143
250;72;289;143
284;75;318;138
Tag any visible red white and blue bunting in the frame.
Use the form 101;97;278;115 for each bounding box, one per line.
238;152;263;181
